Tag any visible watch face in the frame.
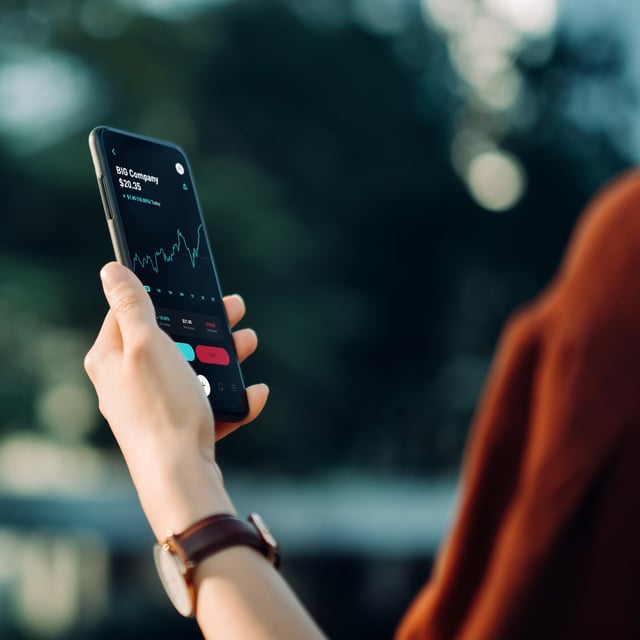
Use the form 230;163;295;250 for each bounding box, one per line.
153;543;194;617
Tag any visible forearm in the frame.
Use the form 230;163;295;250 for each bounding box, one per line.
195;547;326;640
133;454;236;541
140;462;325;638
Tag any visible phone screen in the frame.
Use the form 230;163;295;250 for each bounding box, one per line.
90;127;249;422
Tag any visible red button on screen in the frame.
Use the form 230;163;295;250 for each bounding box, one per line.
195;345;230;366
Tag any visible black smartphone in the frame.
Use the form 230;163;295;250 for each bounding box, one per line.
89;126;249;422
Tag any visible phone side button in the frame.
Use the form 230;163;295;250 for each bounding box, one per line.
99;176;114;219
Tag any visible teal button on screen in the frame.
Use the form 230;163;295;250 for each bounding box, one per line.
176;342;195;361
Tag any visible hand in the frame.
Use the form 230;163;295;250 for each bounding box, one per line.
86;264;325;639
84;262;269;538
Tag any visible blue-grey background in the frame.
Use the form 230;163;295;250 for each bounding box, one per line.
0;0;635;637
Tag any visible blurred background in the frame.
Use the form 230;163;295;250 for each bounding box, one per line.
0;0;636;637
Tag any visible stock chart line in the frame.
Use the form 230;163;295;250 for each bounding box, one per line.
132;224;204;273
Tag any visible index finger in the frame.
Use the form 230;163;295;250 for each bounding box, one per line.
224;294;246;328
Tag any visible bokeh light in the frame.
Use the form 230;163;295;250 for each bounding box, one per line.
0;52;99;153
422;0;557;211
36;383;96;442
485;0;557;37
466;149;527;212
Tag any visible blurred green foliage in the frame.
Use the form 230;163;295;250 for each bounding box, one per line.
0;0;631;477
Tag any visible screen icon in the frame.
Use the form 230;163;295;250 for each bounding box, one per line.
176;342;195;361
175;162;185;175
195;345;230;366
197;374;211;396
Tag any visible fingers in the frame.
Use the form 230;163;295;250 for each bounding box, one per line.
92;264;257;372
100;262;158;345
232;328;258;363
91;263;263;441
224;294;246;328
215;383;269;440
225;296;256;362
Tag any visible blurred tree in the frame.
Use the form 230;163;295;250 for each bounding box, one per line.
0;0;632;476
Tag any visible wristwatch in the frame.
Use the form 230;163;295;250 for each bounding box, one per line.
153;512;280;617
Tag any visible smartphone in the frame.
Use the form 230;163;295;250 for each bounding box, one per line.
89;126;249;422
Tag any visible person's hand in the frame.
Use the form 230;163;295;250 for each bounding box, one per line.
84;262;269;538
86;264;326;640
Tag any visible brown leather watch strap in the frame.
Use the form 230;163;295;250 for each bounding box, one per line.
170;513;280;569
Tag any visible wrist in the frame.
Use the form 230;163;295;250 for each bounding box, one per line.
154;513;280;619
136;457;236;540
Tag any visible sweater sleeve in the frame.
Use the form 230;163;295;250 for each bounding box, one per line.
397;169;640;640
396;306;542;640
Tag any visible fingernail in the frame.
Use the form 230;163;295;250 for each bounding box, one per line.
100;262;128;293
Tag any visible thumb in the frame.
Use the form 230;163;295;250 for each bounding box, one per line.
100;262;157;338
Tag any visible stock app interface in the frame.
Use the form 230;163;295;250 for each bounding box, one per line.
99;129;247;420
